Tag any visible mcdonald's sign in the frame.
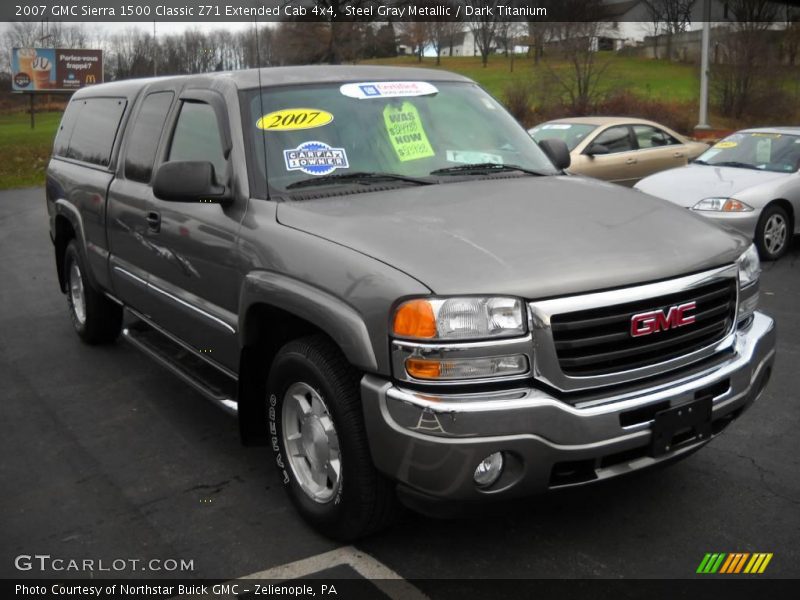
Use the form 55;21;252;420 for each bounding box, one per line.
11;48;102;93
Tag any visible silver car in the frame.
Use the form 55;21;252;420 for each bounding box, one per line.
636;128;800;260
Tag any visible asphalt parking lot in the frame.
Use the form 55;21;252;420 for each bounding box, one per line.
1;187;798;586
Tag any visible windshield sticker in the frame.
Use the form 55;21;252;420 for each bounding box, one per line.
341;81;438;100
481;97;498;110
714;141;738;149
383;102;435;162
542;124;572;130
283;141;349;176
446;150;503;165
257;108;333;131
751;132;781;138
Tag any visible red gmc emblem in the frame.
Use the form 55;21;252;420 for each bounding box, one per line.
630;301;696;337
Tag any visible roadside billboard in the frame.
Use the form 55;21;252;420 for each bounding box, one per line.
11;48;103;92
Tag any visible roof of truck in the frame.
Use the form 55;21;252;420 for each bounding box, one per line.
72;65;473;100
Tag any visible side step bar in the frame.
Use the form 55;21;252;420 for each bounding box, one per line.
122;318;238;416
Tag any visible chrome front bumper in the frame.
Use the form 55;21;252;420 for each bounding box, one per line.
361;312;776;502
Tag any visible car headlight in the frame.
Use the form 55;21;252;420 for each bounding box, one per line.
738;243;760;288
737;244;760;324
692;198;754;212
392;297;526;341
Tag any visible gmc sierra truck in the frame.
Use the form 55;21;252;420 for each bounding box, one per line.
46;66;775;540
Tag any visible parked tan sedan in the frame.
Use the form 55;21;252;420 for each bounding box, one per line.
529;117;708;186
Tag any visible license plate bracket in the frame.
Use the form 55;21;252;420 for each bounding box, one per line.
650;396;713;457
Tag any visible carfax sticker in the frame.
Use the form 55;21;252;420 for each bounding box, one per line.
383;102;435;162
446;150;503;165
283;141;349;176
340;81;438;99
257;108;333;131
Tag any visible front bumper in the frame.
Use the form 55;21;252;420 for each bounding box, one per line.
694;208;761;240
361;312;775;503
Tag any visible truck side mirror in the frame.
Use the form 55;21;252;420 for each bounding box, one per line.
153;161;230;203
538;138;571;171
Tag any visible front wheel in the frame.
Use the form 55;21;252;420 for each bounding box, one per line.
755;204;791;261
267;335;398;541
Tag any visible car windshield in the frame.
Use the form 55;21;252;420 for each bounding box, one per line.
695;132;800;173
529;123;597;151
244;81;558;196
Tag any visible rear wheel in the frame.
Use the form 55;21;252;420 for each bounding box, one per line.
755;204;791;261
63;240;122;344
267;335;398;541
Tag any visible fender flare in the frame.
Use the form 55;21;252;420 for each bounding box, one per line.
238;270;378;373
53;199;99;291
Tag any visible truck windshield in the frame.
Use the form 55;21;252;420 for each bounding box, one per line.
243;81;558;196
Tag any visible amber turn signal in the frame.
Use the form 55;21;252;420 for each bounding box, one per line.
393;299;436;339
405;358;442;379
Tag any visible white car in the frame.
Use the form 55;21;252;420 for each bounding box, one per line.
636;128;800;260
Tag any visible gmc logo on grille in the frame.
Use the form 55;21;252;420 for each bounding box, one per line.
630;301;697;337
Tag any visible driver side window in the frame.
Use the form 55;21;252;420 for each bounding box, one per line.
592;126;635;154
168;101;227;182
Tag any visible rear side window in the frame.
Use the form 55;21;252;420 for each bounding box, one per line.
168;102;227;180
53;100;83;157
64;98;127;167
124;92;174;183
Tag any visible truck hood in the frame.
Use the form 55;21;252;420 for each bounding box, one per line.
276;176;748;298
635;164;788;208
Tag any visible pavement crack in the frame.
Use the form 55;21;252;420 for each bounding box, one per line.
708;446;800;506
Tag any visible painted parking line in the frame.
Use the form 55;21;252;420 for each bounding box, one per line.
239;546;429;600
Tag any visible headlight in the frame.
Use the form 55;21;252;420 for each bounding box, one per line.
737;244;760;323
738;243;760;288
692;198;754;212
392;297;526;341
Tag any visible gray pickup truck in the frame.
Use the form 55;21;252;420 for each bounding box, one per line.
46;66;775;540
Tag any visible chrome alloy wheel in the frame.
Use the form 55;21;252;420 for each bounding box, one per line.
764;213;787;255
68;261;87;326
281;382;341;503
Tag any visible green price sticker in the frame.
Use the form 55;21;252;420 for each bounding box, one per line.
383;102;435;162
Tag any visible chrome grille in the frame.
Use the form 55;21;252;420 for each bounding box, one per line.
550;279;736;377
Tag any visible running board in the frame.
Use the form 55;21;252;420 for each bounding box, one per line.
122;319;238;416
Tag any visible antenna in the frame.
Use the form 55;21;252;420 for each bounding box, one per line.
254;17;271;201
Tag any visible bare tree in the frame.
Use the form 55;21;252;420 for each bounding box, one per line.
427;18;464;65
642;0;697;59
400;22;429;62
543;2;613;113
713;0;781;118
466;0;501;67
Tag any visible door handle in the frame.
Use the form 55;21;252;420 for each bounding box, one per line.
673;152;685;158
625;158;637;165
146;211;161;233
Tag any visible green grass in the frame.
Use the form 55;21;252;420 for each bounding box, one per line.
0;111;60;189
361;54;700;103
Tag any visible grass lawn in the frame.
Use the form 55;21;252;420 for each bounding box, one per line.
361;54;700;103
0;111;60;190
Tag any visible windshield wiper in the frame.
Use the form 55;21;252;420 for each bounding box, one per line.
709;161;761;170
429;163;549;177
286;171;434;190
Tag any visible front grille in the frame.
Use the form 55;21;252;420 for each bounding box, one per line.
550;279;736;377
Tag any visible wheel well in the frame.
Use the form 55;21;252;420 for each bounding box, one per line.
769;199;795;230
54;215;76;293
237;303;332;446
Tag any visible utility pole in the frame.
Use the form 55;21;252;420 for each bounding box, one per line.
696;0;712;130
153;22;157;76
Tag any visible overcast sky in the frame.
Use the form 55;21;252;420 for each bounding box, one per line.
0;21;255;38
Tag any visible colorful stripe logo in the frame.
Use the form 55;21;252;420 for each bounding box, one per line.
697;553;773;574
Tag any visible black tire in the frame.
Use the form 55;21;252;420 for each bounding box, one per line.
755;204;792;261
63;240;122;344
267;334;398;541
